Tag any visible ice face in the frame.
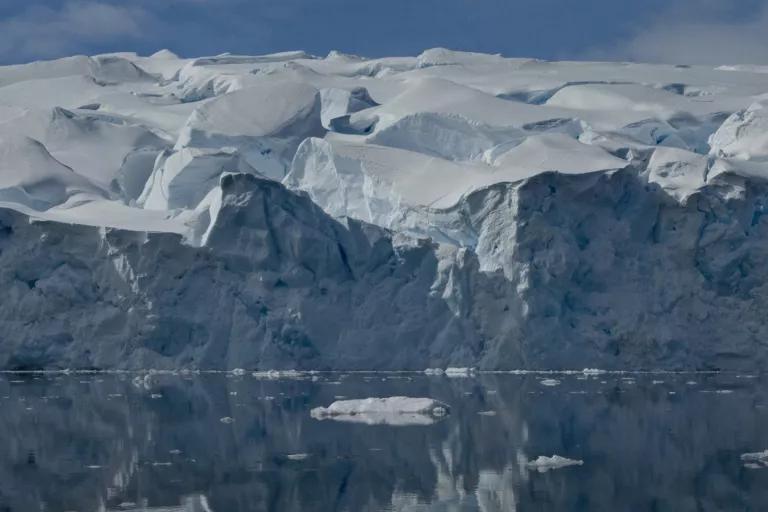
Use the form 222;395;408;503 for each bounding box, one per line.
0;49;767;370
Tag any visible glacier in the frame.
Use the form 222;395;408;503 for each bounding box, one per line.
1;48;768;370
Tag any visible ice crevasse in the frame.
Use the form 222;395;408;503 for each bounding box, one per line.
0;48;767;371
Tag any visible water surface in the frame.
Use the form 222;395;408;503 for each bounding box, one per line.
2;371;768;511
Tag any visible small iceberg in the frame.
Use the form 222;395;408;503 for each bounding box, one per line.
311;397;449;426
252;369;304;379
526;455;584;472
445;367;476;378
741;450;768;468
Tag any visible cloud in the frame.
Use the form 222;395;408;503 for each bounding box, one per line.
0;1;153;61
587;1;768;65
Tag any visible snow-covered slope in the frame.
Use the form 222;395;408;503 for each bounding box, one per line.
1;49;768;370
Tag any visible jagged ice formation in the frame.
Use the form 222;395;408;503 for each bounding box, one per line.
1;48;767;370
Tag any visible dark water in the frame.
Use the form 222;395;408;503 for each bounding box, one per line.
2;371;768;511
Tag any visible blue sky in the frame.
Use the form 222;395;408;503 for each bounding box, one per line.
1;0;767;64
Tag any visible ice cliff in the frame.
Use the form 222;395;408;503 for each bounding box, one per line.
1;49;767;370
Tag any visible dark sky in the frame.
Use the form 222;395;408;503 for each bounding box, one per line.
1;0;767;65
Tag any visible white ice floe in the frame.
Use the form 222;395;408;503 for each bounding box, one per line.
526;455;584;472
251;370;305;379
445;367;476;378
540;379;561;386
741;450;768;469
311;397;449;426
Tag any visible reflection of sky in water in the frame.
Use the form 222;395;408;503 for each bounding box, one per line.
1;372;768;511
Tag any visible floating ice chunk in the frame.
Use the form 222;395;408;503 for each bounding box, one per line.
445;367;476;378
311;397;449;426
251;370;304;379
219;416;235;424
741;450;768;468
540;379;561;386
424;368;445;375
286;453;309;461
526;455;584;472
312;397;448;416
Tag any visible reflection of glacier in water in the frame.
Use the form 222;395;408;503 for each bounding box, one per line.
2;372;768;511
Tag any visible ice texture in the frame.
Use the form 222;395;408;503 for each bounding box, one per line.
311;397;449;425
526;455;584;472
741;450;768;468
0;49;768;370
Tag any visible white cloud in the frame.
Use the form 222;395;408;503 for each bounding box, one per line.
0;1;152;61
589;3;768;65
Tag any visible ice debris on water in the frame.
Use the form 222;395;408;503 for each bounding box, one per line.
526;455;584;472
741;450;768;469
445;367;476;378
311;397;449;426
252;370;304;379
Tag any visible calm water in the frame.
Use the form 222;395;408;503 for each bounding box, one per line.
2;371;768;511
